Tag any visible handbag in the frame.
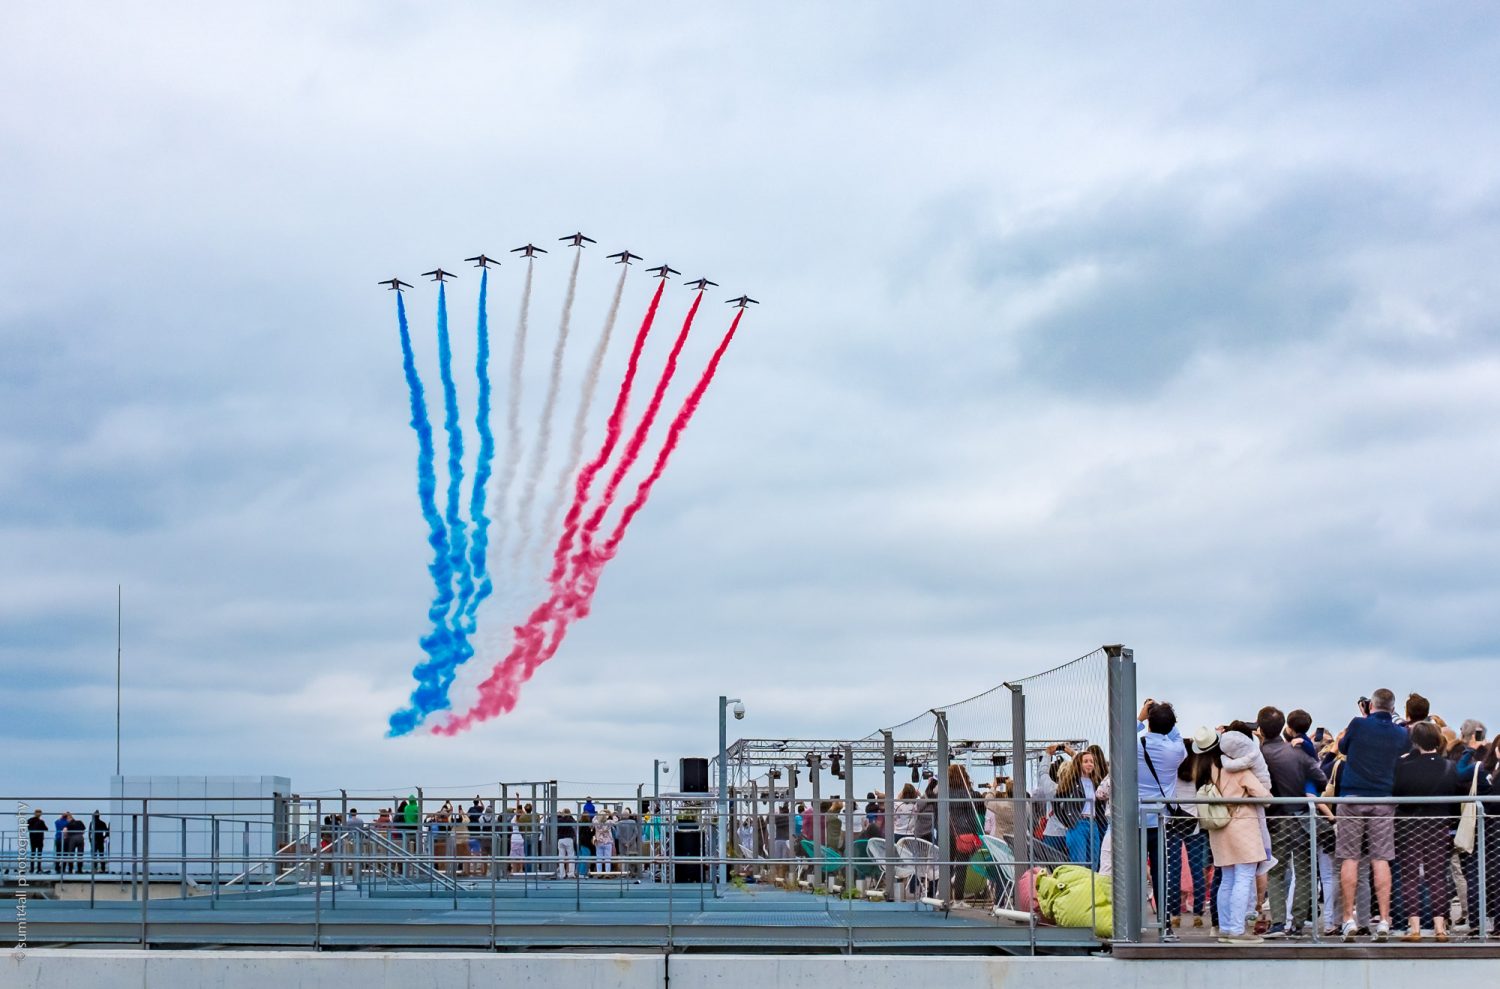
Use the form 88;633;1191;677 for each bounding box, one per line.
956;832;983;855
1196;769;1231;832
1456;764;1480;855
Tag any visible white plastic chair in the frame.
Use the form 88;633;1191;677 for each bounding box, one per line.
895;837;939;899
866;836;907;887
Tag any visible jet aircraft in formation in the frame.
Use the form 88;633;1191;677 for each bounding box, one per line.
384;250;757;308
558;232;596;248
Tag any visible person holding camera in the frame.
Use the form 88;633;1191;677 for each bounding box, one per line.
1335;688;1410;941
1136;699;1185;921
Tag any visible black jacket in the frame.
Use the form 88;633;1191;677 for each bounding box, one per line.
1393;752;1463;824
1262;738;1328;816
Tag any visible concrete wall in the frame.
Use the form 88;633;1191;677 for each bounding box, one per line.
3;950;663;989
6;950;1500;989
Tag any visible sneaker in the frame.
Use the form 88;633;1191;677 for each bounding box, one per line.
1194;916;1205;928
1265;924;1286;939
1374;920;1390;942
1219;933;1264;944
1341;920;1358;943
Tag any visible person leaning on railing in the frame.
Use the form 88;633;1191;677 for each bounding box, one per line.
1052;749;1107;869
1392;720;1464;942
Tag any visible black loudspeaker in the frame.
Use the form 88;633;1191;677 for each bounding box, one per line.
673;826;706;883
680;757;709;793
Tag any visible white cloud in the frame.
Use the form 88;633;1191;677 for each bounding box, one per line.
2;2;1498;798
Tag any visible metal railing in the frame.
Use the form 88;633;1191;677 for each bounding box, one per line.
2;791;1109;951
1139;794;1500;945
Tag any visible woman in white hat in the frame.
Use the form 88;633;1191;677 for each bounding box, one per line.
1191;727;1272;943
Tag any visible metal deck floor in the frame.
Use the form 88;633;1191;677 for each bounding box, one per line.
9;881;1101;952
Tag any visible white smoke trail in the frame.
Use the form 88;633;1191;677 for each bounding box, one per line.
537;263;629;567
513;248;582;566
488;260;533;572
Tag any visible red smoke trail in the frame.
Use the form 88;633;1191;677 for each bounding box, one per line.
576;289;704;562
545;280;665;587
433;282;664;734
433;309;744;734
603;308;742;554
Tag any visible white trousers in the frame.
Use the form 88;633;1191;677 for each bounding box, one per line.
1217;862;1258;935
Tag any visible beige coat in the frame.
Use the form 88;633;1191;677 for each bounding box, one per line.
1207;766;1270;866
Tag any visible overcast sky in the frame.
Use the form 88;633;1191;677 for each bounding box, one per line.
4;3;1497;799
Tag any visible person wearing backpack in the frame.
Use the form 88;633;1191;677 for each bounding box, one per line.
1193;728;1272;943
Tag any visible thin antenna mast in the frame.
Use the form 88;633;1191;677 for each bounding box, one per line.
116;583;122;776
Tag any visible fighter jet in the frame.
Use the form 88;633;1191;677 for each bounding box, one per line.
464;254;502;269
607;250;643;266
647;264;680;280
558;232;597;248
726;295;759;309
510;244;549;258
684;277;719;291
378;277;413;292
422;268;458;283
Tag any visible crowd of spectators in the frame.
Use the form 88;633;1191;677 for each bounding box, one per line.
1131;687;1489;944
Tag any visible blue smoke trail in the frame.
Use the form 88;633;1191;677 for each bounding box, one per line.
434;282;474;677
463;269;496;629
387;291;456;737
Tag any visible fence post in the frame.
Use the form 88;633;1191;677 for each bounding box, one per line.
140;798;150;947
1308;799;1321;943
1480;803;1489;941
882;731;896;900
1008;684;1028;862
810;760;822;853
130;813;139;903
936;709;952;903
1106;644;1141;942
313;797;322;949
180;817;188;900
843;743;856;897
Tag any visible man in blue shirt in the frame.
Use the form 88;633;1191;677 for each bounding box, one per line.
1137;698;1185;920
1336;688;1410;942
53;813;68;874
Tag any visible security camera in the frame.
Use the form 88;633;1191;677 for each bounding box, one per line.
732;702;746;720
